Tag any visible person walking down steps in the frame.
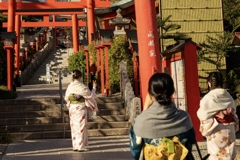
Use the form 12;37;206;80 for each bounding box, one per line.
64;70;98;152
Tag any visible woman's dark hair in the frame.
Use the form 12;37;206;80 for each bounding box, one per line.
207;72;223;90
72;70;82;80
148;73;175;105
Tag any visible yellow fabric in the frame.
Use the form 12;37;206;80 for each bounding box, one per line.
143;136;188;160
69;93;85;104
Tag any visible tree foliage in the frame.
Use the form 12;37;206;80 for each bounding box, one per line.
109;36;133;93
157;15;189;44
0;13;7;31
222;0;240;32
226;68;240;99
67;50;86;72
198;32;237;70
88;42;97;65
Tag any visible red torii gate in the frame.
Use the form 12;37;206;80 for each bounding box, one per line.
0;0;111;90
1;0;161;111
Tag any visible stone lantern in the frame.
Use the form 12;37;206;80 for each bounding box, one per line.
109;8;131;36
0;32;16;49
0;31;17;90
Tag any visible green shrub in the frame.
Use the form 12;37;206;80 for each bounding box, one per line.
0;85;17;99
68;50;86;72
88;42;97;65
109;36;133;93
67;50;87;83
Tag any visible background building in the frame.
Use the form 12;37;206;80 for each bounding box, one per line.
158;0;225;89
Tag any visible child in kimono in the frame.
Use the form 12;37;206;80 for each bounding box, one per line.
65;70;98;152
197;72;239;160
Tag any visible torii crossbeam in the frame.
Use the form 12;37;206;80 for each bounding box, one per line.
0;0;111;90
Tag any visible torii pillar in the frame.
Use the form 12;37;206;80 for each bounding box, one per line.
72;14;79;53
134;0;161;105
7;0;16;90
87;0;95;86
14;14;21;86
87;0;95;43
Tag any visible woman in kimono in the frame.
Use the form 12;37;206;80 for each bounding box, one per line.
64;70;98;152
130;73;195;160
197;72;239;160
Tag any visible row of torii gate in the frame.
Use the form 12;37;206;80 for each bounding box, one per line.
0;0;204;141
0;0;161;104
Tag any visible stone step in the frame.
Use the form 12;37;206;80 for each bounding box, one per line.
0;104;60;112
0;115;129;126
0;99;57;105
0;122;130;132
0;96;123;105
0;91;128;140
0;111;62;119
96;95;124;103
0;108;126;119
9;128;130;140
0;102;123;112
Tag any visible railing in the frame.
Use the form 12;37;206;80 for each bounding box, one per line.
20;36;54;85
119;61;141;124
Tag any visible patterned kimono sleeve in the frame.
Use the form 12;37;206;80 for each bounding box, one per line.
83;88;98;111
129;126;143;160
199;118;219;137
64;86;71;109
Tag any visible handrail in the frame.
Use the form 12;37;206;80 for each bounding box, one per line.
58;68;65;138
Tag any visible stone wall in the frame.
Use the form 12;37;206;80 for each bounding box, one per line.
119;61;141;124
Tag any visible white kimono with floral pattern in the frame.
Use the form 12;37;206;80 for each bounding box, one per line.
197;89;239;160
64;80;98;150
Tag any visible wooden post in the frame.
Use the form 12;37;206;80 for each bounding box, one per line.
134;0;161;105
72;14;79;53
100;47;104;94
105;46;110;96
87;0;95;43
14;14;20;76
6;0;16;90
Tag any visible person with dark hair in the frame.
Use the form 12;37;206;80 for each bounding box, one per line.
64;70;98;152
130;73;195;160
197;71;239;160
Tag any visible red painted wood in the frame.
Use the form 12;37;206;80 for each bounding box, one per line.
35;39;38;51
104;46;109;96
72;14;79;53
87;0;95;43
183;43;203;141
100;47;105;94
134;0;161;106
6;0;16;90
0;0;110;10
133;55;139;97
25;49;28;69
14;14;21;76
162;42;203;141
2;11;85;15
85;51;89;84
3;21;86;28
96;48;101;92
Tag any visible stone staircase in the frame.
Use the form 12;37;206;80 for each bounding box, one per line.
26;47;73;85
0;95;130;140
